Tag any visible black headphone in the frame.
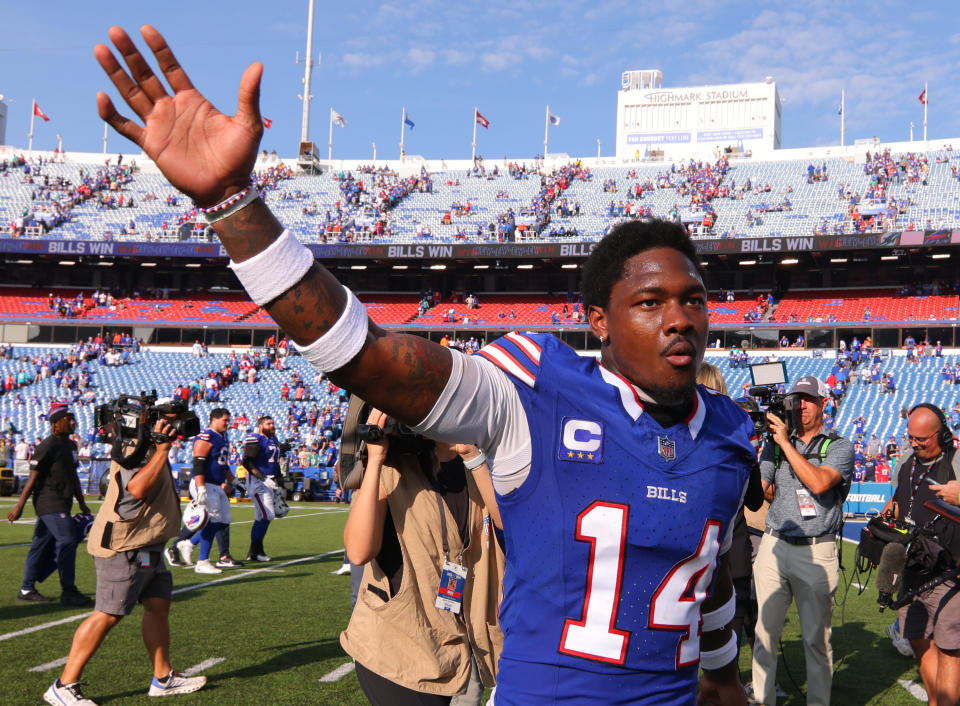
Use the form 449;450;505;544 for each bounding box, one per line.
909;403;954;448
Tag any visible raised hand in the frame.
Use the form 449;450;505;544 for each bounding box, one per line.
94;25;263;207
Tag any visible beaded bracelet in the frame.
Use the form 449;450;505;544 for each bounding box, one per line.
201;185;259;224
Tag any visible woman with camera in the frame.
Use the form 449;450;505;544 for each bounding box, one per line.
340;406;504;706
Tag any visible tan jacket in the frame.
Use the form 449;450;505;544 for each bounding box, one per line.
88;459;181;558
340;453;505;696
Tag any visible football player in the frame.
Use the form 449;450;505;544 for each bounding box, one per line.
243;416;285;561
166;408;238;574
95;28;755;704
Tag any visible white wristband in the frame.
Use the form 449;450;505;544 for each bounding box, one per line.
462;450;487;470
295;286;369;372
701;594;736;633
228;229;314;306
699;631;738;670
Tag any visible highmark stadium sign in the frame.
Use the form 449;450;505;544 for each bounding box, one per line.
3;229;959;261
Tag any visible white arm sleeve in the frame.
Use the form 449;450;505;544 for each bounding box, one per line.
413;349;532;494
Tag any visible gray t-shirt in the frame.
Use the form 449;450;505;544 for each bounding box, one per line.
114;452;171;552
759;428;854;537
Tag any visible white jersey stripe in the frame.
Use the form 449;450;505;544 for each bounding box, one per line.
686;392;706;441
505;331;542;365
598;366;644;421
479;345;537;388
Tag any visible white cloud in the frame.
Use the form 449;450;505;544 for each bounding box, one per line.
342;52;385;69
408;47;435;71
482;52;513;71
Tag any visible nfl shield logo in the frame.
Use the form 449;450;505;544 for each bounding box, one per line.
657;436;677;461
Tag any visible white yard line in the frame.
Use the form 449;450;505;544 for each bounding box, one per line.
898;679;929;702
27;656;68;673
182;657;225;676
230;509;347;526
318;661;355;683
1;549;344;643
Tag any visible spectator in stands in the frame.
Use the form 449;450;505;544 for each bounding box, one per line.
886;436;900;461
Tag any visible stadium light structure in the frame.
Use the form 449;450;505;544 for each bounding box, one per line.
296;0;319;145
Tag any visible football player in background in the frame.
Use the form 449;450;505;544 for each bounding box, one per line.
94;26;754;704
243;416;285;561
165;408;239;574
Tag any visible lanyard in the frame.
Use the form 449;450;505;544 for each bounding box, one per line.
434;491;468;565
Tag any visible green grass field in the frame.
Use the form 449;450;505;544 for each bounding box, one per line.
0;501;929;704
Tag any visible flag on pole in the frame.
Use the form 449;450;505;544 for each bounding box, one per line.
548;110;561;126
475;111;490;129
331;108;347;127
404;114;415;130
918;88;927;105
261;117;273;129
33;101;50;122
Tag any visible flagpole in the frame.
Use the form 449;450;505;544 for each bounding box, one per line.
328;109;334;161
28;99;35;152
400;107;406;159
545;105;551;158
840;89;845;147
471;107;478;162
923;81;928;142
102;122;108;155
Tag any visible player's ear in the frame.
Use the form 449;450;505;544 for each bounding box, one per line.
587;305;608;345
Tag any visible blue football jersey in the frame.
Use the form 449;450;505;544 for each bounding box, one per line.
196;428;230;484
244;432;281;477
478;332;756;705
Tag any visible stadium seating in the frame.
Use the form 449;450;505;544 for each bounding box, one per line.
5;147;960;244
772;288;959;324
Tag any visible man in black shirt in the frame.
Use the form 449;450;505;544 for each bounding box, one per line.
7;404;91;605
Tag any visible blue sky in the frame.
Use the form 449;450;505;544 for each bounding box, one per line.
2;1;958;160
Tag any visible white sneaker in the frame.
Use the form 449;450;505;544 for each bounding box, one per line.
246;553;271;562
887;621;915;657
176;540;195;567
148;671;206;697
44;680;98;706
194;559;222;575
332;563;351;575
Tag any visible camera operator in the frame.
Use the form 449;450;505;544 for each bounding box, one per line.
751;376;854;706
340;406;504;706
43;399;206;706
886;404;960;706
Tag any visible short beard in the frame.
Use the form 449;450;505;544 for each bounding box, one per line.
644;378;697;408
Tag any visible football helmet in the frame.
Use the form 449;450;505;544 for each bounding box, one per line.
182;499;210;532
273;487;290;518
73;512;95;540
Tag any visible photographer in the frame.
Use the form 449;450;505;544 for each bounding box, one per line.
886;404;960;706
340;406;504;705
751;376;854;706
43;399;206;706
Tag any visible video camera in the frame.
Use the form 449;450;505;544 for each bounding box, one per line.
94;391;200;443
861;499;960;611
747;362;799;438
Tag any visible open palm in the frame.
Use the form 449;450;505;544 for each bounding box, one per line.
94;25;263;207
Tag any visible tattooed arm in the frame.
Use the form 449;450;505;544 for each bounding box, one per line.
94;25;451;424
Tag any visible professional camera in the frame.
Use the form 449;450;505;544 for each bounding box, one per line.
94;392;200;443
747;362;799;438
861;499;960;610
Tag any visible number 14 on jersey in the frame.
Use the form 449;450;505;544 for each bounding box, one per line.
559;501;722;668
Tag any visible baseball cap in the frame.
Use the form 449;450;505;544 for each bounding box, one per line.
789;375;829;399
